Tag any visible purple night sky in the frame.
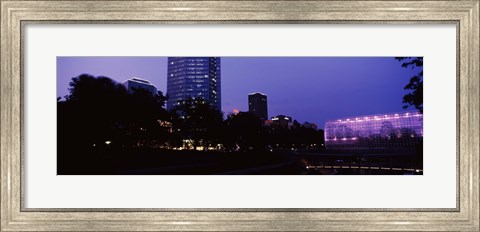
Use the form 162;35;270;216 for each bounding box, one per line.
57;57;421;129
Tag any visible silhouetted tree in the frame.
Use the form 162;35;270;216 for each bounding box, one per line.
396;57;423;113
291;126;324;149
172;97;224;150
58;74;171;150
59;74;327;155
123;88;171;147
224;112;265;152
265;121;324;150
59;74;129;149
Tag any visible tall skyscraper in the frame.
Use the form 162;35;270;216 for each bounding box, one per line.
123;77;157;95
248;92;268;121
166;57;221;111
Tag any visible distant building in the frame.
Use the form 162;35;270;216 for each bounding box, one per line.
324;111;423;149
248;92;268;121
270;115;293;128
166;57;221;111
123;77;157;95
302;122;318;130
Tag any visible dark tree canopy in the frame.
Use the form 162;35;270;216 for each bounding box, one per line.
396;57;423;113
172;97;224;150
58;74;170;149
265;120;324;150
58;74;325;153
224;111;265;152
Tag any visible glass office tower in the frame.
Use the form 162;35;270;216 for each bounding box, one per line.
166;57;221;111
324;111;423;149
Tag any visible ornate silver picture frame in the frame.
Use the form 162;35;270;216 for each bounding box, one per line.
1;0;478;231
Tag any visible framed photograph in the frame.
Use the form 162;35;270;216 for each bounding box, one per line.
1;0;478;231
56;56;424;176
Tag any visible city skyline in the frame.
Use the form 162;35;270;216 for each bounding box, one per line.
57;57;421;128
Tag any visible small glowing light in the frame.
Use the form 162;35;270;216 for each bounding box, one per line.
415;169;420;173
105;141;111;145
342;138;347;141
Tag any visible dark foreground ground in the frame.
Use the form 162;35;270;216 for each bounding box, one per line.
58;146;422;175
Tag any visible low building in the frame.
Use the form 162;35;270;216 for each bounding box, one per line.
270;115;293;128
123;77;157;95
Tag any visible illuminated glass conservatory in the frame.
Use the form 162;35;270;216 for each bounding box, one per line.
324;111;423;149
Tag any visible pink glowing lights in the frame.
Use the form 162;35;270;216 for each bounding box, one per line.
324;111;423;149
